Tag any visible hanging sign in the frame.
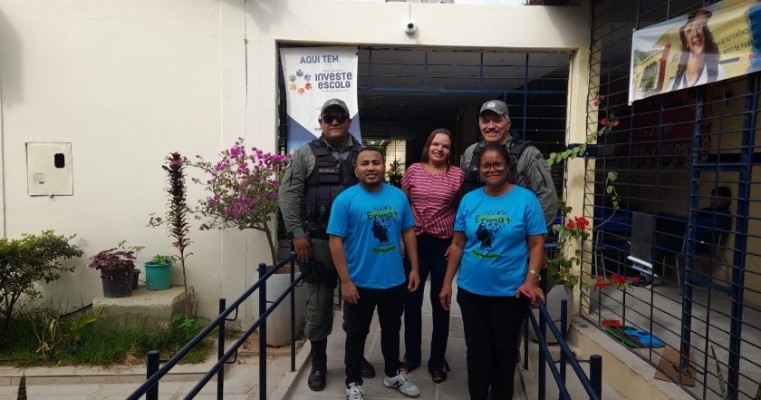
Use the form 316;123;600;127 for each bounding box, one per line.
630;0;757;103
280;46;361;152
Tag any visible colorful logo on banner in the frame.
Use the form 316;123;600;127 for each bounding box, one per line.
288;70;313;95
630;0;757;103
280;47;361;152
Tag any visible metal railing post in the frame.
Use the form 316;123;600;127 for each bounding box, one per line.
523;318;529;370
590;355;602;399
560;299;568;382
538;302;546;400
217;298;226;400
258;263;267;400
290;256;297;371
146;350;160;400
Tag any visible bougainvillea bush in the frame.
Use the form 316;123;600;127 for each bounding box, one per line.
191;138;289;264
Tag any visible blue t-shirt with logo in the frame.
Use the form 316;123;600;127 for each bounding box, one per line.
454;185;547;296
327;183;415;289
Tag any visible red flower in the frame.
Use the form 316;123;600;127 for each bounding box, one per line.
600;118;610;127
594;273;638;290
595;276;611;289
573;216;589;231
566;220;575;230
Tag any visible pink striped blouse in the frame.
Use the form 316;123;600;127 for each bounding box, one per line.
401;163;465;239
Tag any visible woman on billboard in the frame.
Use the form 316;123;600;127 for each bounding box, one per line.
671;8;727;90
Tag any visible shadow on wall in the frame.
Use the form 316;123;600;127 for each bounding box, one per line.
0;9;22;105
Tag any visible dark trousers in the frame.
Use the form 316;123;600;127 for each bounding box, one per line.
404;234;451;371
457;288;528;400
344;283;405;385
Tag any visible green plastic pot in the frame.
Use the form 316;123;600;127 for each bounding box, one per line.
144;262;172;290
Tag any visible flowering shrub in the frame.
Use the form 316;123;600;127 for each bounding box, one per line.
593;273;639;290
191;138;289;264
547;201;590;289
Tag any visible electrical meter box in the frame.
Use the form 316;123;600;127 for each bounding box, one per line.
26;142;73;196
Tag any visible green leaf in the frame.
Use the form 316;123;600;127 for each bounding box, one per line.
607;171;618;181
606;186;613;194
16;374;26;400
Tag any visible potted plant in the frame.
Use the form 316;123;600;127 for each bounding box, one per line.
386;159;404;187
144;254;175;291
546;201;590;289
88;241;143;298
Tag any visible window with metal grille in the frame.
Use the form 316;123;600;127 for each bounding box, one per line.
586;1;761;399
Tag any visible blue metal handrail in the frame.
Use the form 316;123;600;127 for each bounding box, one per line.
526;296;603;400
125;253;302;400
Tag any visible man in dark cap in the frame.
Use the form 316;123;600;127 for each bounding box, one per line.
279;98;375;391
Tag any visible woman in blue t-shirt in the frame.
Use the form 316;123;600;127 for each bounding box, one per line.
439;143;546;399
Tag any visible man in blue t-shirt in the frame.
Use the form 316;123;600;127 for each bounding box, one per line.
327;148;422;400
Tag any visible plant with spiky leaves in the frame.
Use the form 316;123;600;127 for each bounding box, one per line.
16;373;26;400
148;152;193;316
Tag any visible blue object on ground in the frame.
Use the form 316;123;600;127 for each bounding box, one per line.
623;328;665;347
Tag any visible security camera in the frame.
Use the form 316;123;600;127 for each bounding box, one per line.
404;20;417;34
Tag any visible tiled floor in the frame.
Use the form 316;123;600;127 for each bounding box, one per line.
287;280;490;400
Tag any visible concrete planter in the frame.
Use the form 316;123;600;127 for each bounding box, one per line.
252;266;306;346
530;285;574;343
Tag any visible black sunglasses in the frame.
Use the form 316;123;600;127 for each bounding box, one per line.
322;114;349;124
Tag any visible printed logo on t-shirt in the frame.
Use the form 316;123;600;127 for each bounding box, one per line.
367;206;399;253
472;211;511;259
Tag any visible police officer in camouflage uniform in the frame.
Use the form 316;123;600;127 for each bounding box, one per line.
278;98;375;392
462;100;558;228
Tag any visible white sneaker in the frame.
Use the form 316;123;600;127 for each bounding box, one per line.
346;382;365;400
383;369;420;398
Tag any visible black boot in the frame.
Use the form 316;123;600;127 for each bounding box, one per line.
308;339;328;391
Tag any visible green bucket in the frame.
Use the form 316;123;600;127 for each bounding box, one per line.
144;262;172;290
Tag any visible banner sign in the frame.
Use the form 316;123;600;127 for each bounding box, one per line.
280;46;361;152
630;0;757;103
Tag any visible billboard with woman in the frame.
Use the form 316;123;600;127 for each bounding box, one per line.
630;0;757;103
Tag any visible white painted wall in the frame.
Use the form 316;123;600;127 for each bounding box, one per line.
0;0;590;324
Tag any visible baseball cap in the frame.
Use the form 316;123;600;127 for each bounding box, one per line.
479;100;509;118
320;98;350;115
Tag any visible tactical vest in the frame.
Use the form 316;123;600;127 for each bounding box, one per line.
462;139;528;194
304;137;362;237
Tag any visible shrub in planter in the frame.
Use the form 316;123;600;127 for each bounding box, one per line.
88;242;142;298
144;254;175;291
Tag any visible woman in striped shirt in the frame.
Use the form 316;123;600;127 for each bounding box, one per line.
401;128;464;384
